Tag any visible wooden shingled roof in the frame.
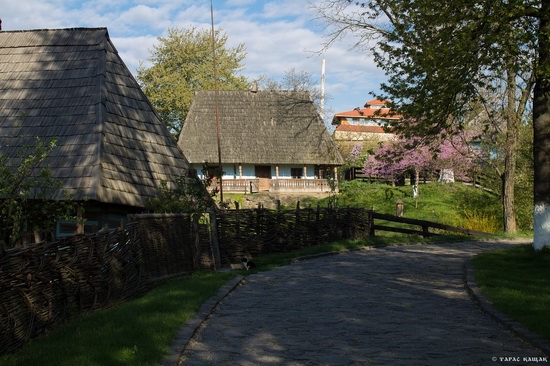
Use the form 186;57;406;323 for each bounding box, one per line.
0;28;190;208
178;90;344;166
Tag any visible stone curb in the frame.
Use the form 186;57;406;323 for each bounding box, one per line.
463;259;550;356
158;275;245;366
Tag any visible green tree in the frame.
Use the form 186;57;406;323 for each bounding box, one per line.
137;26;250;137
145;165;216;214
0;138;76;250
312;0;548;247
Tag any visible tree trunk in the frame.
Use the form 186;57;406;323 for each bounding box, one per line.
533;0;550;250
503;68;518;233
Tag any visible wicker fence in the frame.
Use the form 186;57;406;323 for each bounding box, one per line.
216;206;371;265
0;207;372;355
0;213;214;355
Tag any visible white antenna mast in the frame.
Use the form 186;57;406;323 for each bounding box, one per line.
321;59;326;117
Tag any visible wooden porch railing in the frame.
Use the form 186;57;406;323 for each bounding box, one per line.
220;179;260;193
270;178;332;192
219;178;334;193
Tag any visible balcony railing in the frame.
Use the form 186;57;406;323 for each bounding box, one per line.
220;179;259;194
218;178;334;193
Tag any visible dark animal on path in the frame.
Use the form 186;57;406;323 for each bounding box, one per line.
241;258;256;270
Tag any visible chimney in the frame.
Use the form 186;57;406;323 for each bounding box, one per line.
250;81;258;93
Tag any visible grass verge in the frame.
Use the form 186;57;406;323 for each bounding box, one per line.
0;271;237;366
472;245;550;341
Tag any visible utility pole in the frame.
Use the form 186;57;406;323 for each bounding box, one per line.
210;0;223;204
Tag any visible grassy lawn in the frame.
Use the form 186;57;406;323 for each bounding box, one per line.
0;271;237;366
473;245;550;341
332;181;503;231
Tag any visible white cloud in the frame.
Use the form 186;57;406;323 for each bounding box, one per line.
0;0;386;121
225;0;256;6
172;4;212;26
116;5;173;33
261;0;311;20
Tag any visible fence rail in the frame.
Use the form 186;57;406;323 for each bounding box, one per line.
370;212;490;237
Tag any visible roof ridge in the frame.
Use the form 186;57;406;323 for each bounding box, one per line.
0;27;108;33
91;29;108;200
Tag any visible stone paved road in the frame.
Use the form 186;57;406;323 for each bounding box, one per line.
177;241;548;365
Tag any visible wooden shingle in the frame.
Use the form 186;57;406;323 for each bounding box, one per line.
0;28;190;208
178;90;344;166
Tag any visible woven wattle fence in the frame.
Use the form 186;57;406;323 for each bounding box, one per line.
0;213;213;355
0;207;371;355
216;207;371;265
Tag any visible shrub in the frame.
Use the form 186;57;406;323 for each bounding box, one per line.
459;209;500;233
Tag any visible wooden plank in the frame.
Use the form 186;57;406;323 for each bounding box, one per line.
372;224;435;236
372;212;489;236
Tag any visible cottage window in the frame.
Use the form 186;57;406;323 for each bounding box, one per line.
56;220;99;237
291;168;303;179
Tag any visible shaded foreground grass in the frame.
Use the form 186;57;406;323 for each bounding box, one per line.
0;234;459;366
0;271;237;366
473;245;550;341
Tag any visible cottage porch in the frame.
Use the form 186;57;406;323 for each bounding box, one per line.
217;178;335;193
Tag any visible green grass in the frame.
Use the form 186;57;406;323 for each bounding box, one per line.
0;271;237;366
229;181;516;233
333;181;502;227
473;245;550;340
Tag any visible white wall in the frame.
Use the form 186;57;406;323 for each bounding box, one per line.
193;163;317;179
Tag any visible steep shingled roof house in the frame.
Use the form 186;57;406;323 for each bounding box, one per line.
0;28;191;236
178;90;344;193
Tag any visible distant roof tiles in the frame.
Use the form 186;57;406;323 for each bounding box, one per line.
332;99;402;126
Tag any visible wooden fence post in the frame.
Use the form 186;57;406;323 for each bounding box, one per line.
209;206;222;270
422;224;429;237
368;210;375;237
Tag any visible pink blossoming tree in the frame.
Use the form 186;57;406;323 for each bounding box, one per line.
363;134;478;185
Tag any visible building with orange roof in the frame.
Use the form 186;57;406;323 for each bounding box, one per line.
332;99;402;179
332;99;402;153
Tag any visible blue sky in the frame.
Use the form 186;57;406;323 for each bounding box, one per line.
0;0;385;126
